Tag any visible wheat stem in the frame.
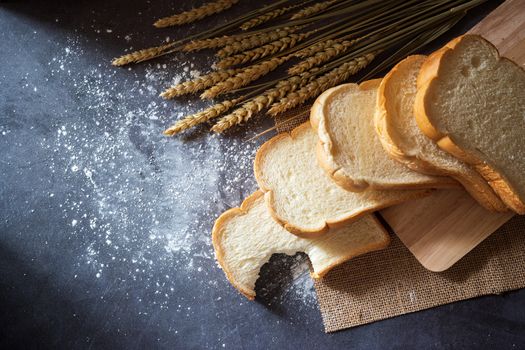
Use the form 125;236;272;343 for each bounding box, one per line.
294;38;341;58
116;1;295;65
216;26;303;58
163;98;242;136
268;53;375;116
154;0;239;28
239;3;304;31
288;37;360;75
183;35;243;51
215;31;315;69
211;71;316;133
160;69;243;99
112;43;176;66
290;0;340;19
201;56;291;99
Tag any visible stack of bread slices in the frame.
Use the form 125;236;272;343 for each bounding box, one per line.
212;34;525;300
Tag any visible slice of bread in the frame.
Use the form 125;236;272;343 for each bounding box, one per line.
254;122;431;236
212;191;390;300
376;55;507;212
310;79;457;192
415;34;525;214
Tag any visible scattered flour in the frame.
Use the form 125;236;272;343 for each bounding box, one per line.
42;31;316;319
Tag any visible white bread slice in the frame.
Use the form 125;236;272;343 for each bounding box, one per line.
375;55;507;212
415;34;525;214
212;191;390;300
310;79;457;192
254;122;431;236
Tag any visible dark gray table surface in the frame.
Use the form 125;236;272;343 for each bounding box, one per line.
2;0;525;349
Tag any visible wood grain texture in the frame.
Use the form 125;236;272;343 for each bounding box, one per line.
380;0;523;272
469;0;525;64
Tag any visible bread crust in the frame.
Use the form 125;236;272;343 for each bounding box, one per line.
376;55;441;174
311;80;379;192
414;34;524;213
377;55;507;212
311;79;457;192
213;191;391;298
310;213;391;279
212;191;263;300
254;122;432;237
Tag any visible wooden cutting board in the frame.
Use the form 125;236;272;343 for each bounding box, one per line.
379;0;524;272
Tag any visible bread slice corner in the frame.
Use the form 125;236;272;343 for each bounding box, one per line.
414;34;525;213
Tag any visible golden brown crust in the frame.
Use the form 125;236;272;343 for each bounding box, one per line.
311;81;381;192
359;78;383;91
311;79;457;192
376;55;442;175
213;193;391;297
211;191;264;300
254;123;331;236
254;122;433;237
377;54;507;212
414;34;524;213
310;214;390;279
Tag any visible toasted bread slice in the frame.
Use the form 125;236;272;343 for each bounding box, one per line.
415;34;525;214
254;122;431;236
212;191;390;300
376;55;507;212
310;79;457;192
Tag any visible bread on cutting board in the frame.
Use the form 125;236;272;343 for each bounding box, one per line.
310;79;457;192
254;122;431;236
212;191;390;300
415;34;525;214
375;54;507;212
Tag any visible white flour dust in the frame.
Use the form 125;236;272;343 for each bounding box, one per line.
40;32;316;314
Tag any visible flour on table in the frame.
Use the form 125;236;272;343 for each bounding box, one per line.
41;32;317;320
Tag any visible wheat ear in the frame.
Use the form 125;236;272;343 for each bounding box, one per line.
154;0;239;28
160;69;243;99
183;35;241;52
295;38;342;58
163;99;241;136
239;5;300;31
215;31;315;69
290;0;340;19
288;38;359;75
112;43;176;66
268;53;375;115
201;56;291;99
216;26;302;58
211;72;315;133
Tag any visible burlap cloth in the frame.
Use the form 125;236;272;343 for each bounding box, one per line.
275;108;525;333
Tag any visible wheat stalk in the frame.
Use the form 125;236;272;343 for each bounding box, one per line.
154;0;239;28
201;56;291;99
288;37;359;75
211;97;268;133
211;71;316;133
239;4;301;31
112;43;176;66
268;53;375;115
160;69;243;99
164;98;241;136
216;26;304;58
215;31;315;69
295;38;342;58
290;0;340;19
183;35;242;52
